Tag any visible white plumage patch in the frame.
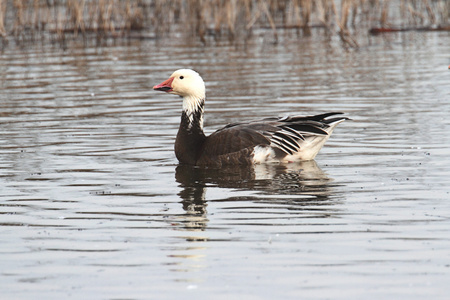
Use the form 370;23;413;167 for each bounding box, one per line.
183;95;204;129
252;146;276;164
183;95;203;115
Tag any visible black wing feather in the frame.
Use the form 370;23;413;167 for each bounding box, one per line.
196;112;347;164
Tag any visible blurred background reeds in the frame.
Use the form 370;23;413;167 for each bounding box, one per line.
0;0;448;47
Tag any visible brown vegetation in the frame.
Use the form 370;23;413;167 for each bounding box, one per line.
0;0;448;47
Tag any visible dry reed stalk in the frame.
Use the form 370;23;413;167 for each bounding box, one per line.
125;0;133;30
408;2;426;25
327;0;359;48
226;0;237;38
288;0;301;28
56;9;64;40
301;0;312;28
185;0;206;42
244;0;252;23
0;0;6;36
13;0;25;35
102;0;114;33
349;0;359;27
316;0;334;29
276;0;288;26
32;0;38;29
196;0;206;42
124;0;144;31
380;0;389;27
340;0;352;29
246;3;261;30
151;0;174;37
400;0;408;26
212;0;224;36
67;0;86;35
89;1;98;31
441;1;450;24
423;0;436;24
260;0;278;42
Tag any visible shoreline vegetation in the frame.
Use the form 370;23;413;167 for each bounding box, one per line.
0;0;449;48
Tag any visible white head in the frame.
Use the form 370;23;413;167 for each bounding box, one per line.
153;69;206;128
153;69;205;101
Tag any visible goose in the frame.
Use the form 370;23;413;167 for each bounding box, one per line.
153;69;347;166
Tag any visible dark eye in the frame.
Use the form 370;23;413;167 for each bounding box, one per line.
179;76;184;80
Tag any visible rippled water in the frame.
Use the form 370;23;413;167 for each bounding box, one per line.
1;31;450;299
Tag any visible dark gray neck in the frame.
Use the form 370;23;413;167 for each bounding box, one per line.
174;100;206;165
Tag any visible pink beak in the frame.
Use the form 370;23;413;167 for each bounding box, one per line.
153;77;174;92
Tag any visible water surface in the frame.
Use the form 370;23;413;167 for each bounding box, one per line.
1;31;450;299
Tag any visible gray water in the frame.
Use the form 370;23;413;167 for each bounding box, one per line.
1;31;450;299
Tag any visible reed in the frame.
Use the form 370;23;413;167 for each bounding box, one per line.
0;0;447;47
0;0;6;36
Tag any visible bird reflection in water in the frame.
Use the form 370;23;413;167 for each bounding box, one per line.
169;161;339;277
175;160;337;231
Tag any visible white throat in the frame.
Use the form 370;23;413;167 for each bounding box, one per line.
182;95;205;129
